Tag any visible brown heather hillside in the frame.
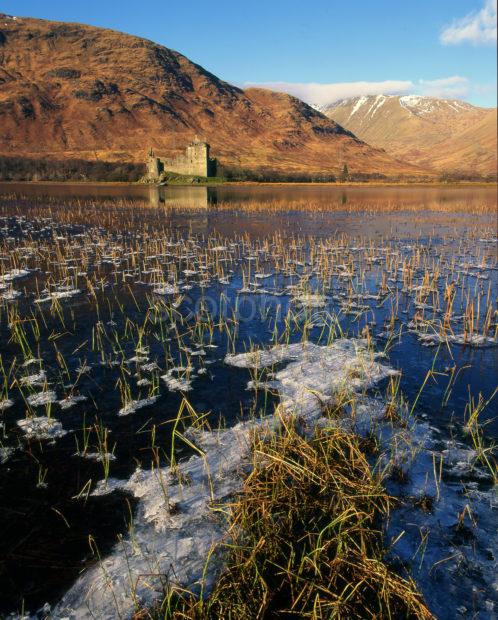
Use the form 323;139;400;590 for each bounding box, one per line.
323;95;497;177
0;14;429;178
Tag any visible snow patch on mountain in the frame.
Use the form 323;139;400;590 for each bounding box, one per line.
367;95;387;117
399;95;472;116
324;95;476;119
349;96;368;118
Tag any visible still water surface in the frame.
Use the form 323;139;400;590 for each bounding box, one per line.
0;183;496;618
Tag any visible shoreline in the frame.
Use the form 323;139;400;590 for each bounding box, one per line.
0;180;496;188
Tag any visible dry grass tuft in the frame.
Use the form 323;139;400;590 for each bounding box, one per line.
144;415;434;619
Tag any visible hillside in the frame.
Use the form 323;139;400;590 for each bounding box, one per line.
0;14;428;179
322;95;497;177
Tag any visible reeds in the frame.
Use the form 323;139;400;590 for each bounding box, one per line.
0;192;495;617
145;414;433;619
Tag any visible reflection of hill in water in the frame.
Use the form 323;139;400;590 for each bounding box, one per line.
0;183;495;214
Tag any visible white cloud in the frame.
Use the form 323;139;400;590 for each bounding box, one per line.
440;0;497;45
473;81;498;97
416;76;470;99
243;80;413;106
243;76;473;106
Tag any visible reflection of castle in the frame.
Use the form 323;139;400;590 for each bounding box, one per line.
148;186;211;234
149;186;213;209
147;137;217;180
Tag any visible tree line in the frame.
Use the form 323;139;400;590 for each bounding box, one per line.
0;156;494;184
0;157;145;182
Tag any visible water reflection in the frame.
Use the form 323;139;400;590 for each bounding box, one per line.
149;185;211;208
0;182;495;214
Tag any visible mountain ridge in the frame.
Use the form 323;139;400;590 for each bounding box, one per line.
0;14;430;178
322;95;497;176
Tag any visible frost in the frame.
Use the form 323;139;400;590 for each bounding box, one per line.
22;358;43;367
55;421;255;619
226;339;396;419
153;284;178;295
118;396;159;417
20;370;46;387
59;395;88;410
225;344;300;369
441;445;492;480
0;268;30;283
140;362;159;372
27;391;58;407
0;398;14;412
78;452;116;463
292;293;328;308
417;332;497;348
126;355;149;364
0;290;22;301
161;369;193;392
35;288;81;303
17;416;67;440
53;339;395;619
0;446;14;464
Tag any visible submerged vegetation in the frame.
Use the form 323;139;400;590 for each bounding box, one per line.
0;189;496;619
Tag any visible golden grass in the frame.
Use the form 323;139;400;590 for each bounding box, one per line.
142;414;434;619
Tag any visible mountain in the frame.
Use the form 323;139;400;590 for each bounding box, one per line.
322;95;497;177
0;14;429;179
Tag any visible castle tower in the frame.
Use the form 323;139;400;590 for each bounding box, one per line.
186;138;210;176
147;148;161;179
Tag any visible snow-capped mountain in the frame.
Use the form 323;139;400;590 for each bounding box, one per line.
321;95;496;176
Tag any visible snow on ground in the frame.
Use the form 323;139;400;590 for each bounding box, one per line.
399;95;470;116
349;96;368;118
368;94;387;117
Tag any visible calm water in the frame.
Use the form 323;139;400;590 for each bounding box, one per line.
0;181;496;208
0;183;496;618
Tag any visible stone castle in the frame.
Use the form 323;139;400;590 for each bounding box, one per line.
147;137;217;180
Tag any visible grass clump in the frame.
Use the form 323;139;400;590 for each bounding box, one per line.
145;415;433;619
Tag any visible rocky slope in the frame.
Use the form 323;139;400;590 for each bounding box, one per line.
322;95;497;176
0;14;428;178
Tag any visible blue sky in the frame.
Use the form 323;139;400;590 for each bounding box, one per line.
2;0;497;106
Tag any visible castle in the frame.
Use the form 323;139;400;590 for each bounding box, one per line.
147;137;217;180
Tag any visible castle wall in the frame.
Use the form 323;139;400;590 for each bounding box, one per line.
161;151;208;176
147;140;216;179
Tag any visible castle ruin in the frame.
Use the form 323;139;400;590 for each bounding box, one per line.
147;137;217;180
